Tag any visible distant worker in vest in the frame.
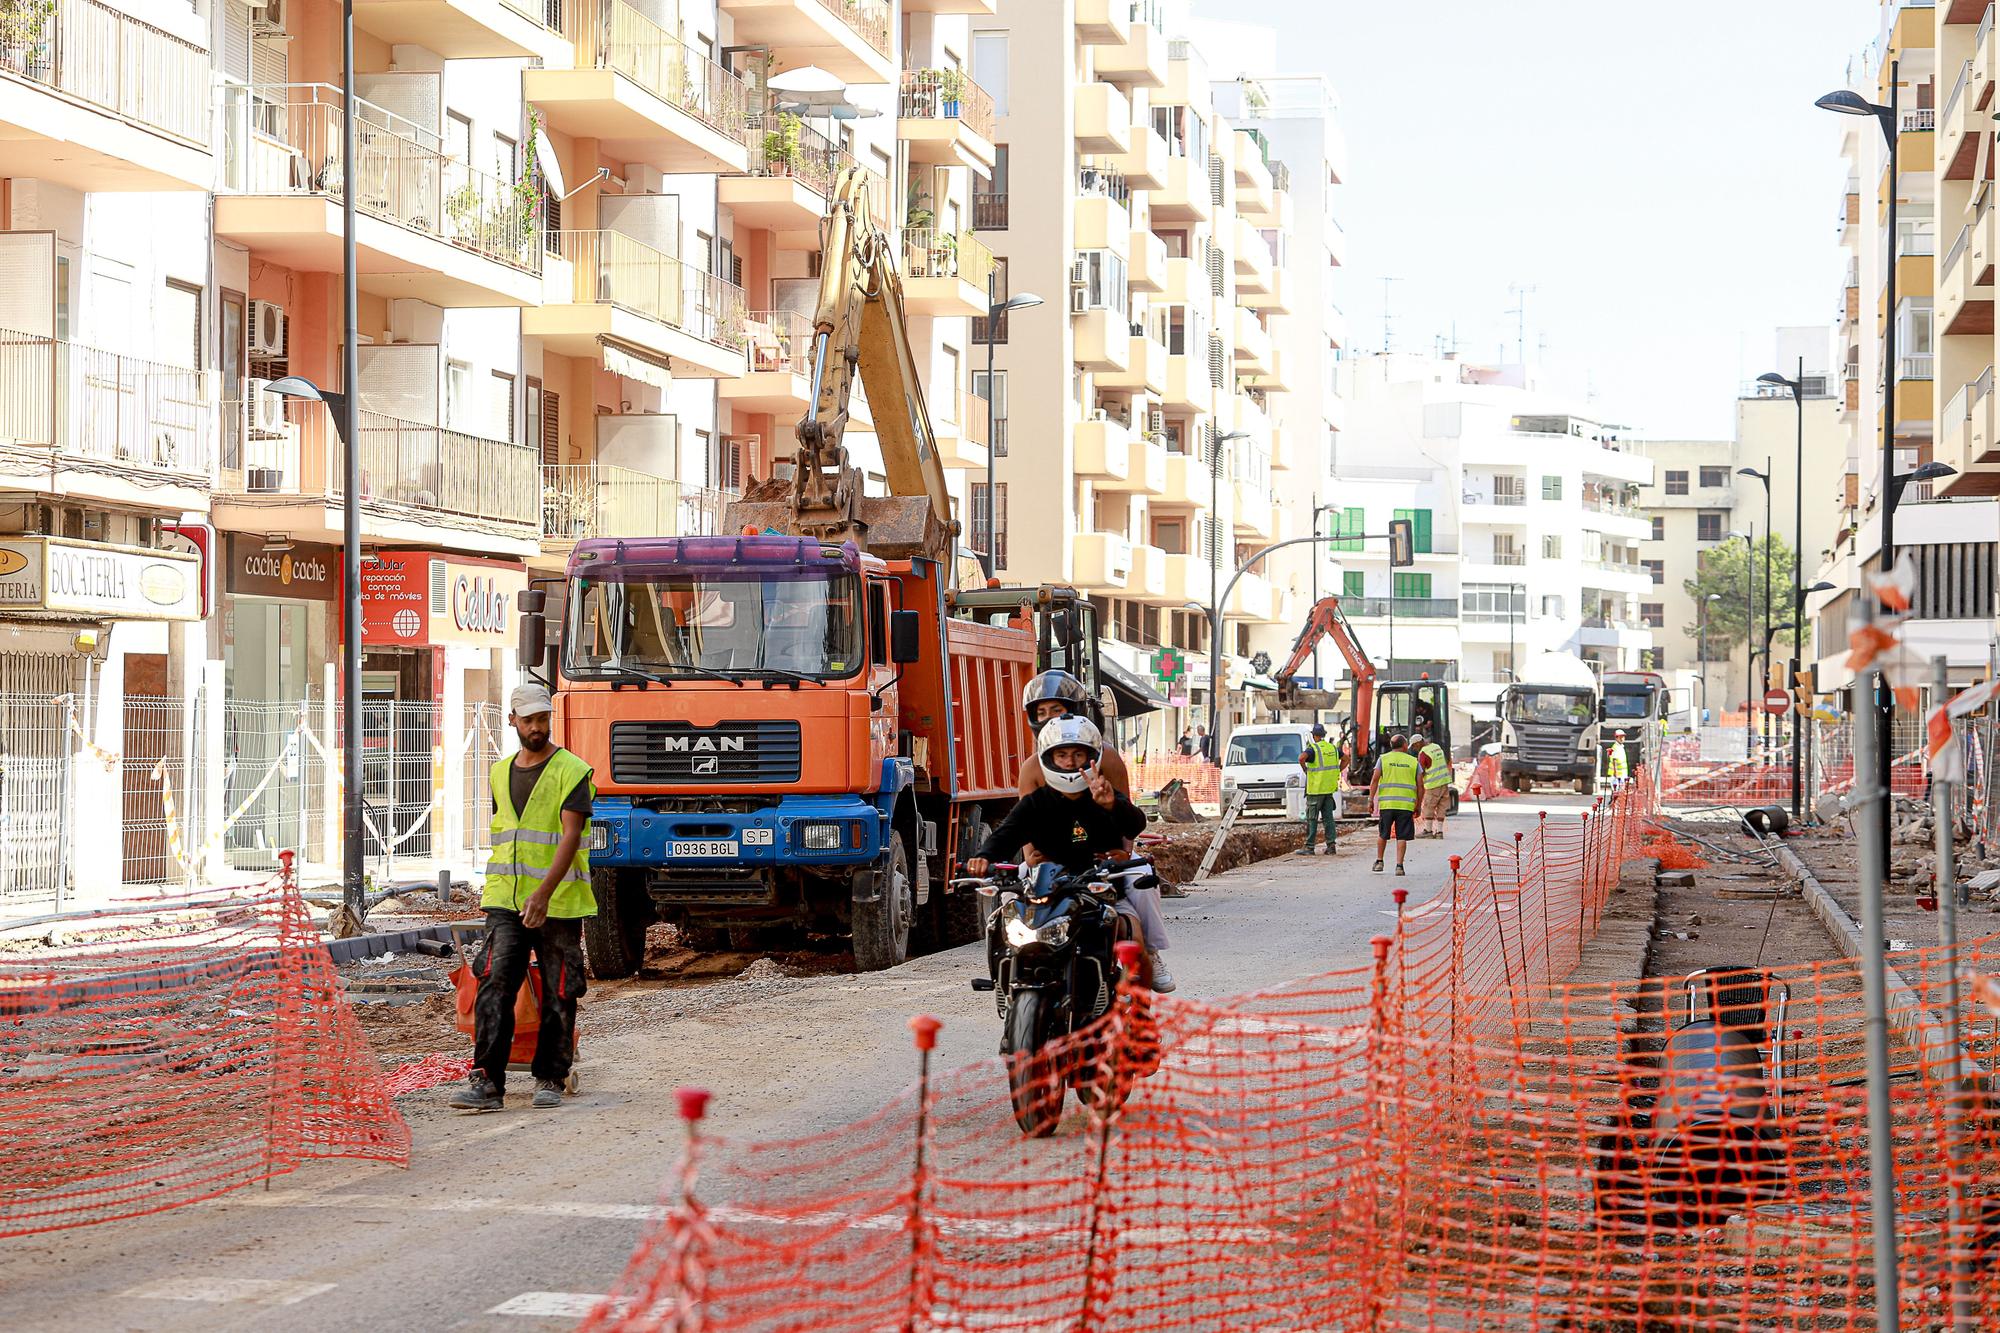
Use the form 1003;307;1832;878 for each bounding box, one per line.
451;683;594;1113
1414;727;1452;840
1370;733;1422;876
1606;729;1631;791
1297;723;1342;855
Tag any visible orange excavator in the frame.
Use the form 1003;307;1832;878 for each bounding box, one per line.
1271;596;1457;817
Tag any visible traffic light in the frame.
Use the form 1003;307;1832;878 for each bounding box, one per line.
1792;664;1816;708
1768;660;1786;693
1387;518;1415;568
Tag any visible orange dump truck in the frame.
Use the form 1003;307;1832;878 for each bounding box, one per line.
525;534;1037;975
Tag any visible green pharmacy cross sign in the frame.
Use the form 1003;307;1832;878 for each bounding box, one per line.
1150;646;1188;686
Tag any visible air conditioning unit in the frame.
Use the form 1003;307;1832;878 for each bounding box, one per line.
251;0;285;35
249;300;286;357
1070;285;1088;314
248;379;288;436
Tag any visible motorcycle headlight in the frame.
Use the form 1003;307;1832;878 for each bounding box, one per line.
1002;909;1071;949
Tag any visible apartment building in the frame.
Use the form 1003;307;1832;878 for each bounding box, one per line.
1633;339;1844;725
970;1;1324;753
0;0;991;915
1337;353;1655;737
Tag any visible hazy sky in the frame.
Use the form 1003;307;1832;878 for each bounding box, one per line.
1192;0;1883;439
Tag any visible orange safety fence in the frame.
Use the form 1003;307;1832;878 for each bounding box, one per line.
1129;757;1221;807
0;857;409;1237
587;781;1841;1332
1663;746;1927;810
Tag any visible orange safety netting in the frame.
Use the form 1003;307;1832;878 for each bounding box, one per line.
1662;750;1927;809
1130;757;1221;807
585;781;2000;1333
0;862;409;1236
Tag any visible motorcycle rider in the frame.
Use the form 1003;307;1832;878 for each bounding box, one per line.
1014;671;1175;992
968;715;1154;989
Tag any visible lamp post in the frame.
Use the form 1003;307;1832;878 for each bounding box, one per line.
1800;579;1837;808
1738;462;1774;755
1203;429;1252;762
1724;528;1753;759
1696;592;1722;723
1757;365;1810;815
1201;532;1357;760
979;279;1043;578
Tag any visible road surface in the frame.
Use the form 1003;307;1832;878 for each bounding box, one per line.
0;795;1575;1330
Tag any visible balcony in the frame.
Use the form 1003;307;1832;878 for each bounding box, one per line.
1074;0;1129;45
1076;416;1157;493
1074;187;1131;259
1114;123;1168;190
1073;306;1132;374
717;0;894;84
1128;229;1169;293
352;0;571;64
1074;81;1131;155
971;190;1008;230
1234;217;1274;295
1161;551;1215;606
899;69;997;176
720;310;814;415
1941;192;1997;338
1164;353;1213;416
541;465;719;549
1161;255;1200;307
721;117;881;248
1151;155;1214;224
901;228;994;317
1227;571;1275;622
1240;266;1289;314
1940;371;2000;486
1232;485;1275;539
530;230;749;380
1345;597;1458;622
1096;325;1167;394
524;1;754;176
1095;1;1167;87
1157;451;1211;508
216;85;541;308
216;405;539;555
1233;130;1274;217
1233;307;1273;375
0;330;211;511
902;0;996;11
1242;344;1288;393
0;0;210;191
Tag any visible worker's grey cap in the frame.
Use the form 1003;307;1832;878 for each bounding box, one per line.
509;683;554;717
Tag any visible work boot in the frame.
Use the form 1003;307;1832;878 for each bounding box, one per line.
1295;846;1316;855
1148;951;1177;994
449;1070;504;1112
1395;864;1407;876
1372;859;1384;873
532;1079;565;1109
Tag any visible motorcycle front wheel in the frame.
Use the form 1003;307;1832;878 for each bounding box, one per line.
1005;989;1065;1138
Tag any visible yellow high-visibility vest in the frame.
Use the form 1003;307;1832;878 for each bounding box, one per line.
484;748;596;917
1304;739;1343;796
1420;742;1451;790
1376;750;1422;813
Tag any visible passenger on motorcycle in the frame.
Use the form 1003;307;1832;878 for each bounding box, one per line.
967;716;1155;987
1011;671;1175;992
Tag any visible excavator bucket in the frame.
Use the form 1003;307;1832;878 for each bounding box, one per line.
1279;689;1343;714
724;493;951;564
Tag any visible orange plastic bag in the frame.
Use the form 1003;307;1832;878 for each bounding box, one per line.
449;959;541;1067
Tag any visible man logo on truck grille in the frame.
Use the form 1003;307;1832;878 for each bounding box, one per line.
693;756;720;775
662;735;747;752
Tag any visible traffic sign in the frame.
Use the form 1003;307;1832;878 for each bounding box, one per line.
1762;688;1792;716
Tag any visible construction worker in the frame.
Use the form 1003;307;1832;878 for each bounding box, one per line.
1297;722;1341;855
1370;733;1423;876
451;683;593;1113
1415;727;1452;839
1606;729;1631;791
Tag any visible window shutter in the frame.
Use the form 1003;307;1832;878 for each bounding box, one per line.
541;389;561;466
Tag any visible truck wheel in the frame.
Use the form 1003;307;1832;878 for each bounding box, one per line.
583;869;651;980
852;833;913;972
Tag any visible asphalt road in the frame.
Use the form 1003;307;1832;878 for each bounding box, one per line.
0;794;1574;1331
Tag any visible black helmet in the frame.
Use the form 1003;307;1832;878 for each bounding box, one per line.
1022;670;1091;725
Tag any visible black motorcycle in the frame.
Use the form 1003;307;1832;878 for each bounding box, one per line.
962;857;1158;1136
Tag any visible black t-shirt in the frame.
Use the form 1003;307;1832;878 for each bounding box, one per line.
494;749;593;819
978;784;1147;871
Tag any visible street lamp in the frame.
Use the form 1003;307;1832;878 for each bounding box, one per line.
1757;366;1812;815
1723;527;1754;759
978;283;1042;578
263;374;361;932
1202;430;1253;760
1737;464;1774;753
1696;592;1723;723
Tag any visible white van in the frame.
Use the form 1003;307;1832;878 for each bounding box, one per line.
1220;723;1316;816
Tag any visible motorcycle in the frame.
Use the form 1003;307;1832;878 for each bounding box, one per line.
961;857;1158;1136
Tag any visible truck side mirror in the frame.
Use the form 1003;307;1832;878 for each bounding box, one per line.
1099;684;1118;722
519;590;547;674
889;609;922;664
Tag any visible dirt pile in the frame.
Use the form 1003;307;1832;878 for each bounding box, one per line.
1148;819;1306;886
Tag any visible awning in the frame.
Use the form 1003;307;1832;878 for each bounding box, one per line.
600;338;674;389
1101;654;1167;716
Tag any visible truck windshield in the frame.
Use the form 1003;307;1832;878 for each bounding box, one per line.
1602;693;1652;719
564;569;866;681
1507;690;1594;724
1228;733;1308;766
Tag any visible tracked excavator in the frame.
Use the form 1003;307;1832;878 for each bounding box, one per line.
523;170;1044;977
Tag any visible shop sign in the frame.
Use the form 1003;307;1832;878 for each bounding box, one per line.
0;537;200;621
358;551;528;648
227;536;340;602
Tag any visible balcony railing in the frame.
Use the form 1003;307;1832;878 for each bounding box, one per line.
0;0;209;146
812;0;891;57
1469;490;1526;507
1485;551;1527;566
344;411;535;525
0;329;210;479
583;0;755;139
221;84;541;275
1078;161;1129;204
1947;57;1974;128
972;191;1008;230
1580;493;1638;516
742;110;879;205
1903;108;1936;133
744;309;810;373
899;68;995;142
542;464;729;540
1130;0;1165;30
502;0;565;31
903;227;996;293
1901;353;1935;381
1346;597;1458;620
548;230;749;351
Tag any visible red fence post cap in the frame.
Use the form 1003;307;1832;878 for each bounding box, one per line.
1113;939;1142;970
1514;830;1524;843
1449;854;1462;870
1371;935;1392;960
908;1014;942;1051
675;1087;712;1123
1392;887;1407;906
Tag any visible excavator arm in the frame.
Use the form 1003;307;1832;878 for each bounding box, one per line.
728;168;957;563
1273;596;1377;741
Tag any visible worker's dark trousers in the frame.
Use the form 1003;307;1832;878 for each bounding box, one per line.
472;908;586;1090
1303;793;1338;850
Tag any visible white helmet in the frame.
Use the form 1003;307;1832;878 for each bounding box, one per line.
1036;715;1104;795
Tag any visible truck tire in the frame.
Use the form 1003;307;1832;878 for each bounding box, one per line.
852;832;913;972
583;869;651;980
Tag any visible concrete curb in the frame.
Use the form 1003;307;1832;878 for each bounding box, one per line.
1766;835;1984;1078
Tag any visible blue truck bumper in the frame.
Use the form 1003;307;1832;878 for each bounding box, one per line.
588;794;889;870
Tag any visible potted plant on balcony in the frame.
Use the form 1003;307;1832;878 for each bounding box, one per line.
934;229;958;278
937;67;966;119
761;112;803;177
445;180;483;250
0;0;56;81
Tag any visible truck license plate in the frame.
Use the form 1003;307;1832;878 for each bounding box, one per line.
672;840;739;858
